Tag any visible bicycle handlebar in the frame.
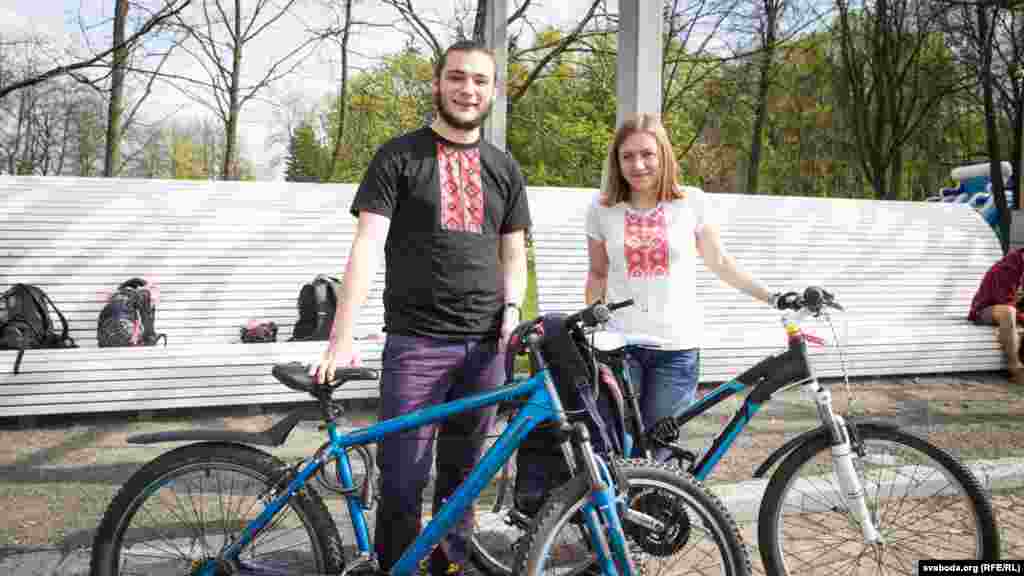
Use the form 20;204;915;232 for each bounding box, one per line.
565;299;634;328
773;286;844;314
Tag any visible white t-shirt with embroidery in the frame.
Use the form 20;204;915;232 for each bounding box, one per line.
584;186;716;350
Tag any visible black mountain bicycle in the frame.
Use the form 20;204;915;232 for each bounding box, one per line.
473;286;1000;576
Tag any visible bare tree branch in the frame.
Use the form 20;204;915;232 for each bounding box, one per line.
381;0;444;60
0;0;192;100
510;0;602;104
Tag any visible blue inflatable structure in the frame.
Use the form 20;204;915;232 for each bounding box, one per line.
929;161;1016;238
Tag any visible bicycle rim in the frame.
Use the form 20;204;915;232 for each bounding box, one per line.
760;423;998;575
470;458;528;575
522;460;750;575
107;456;333;574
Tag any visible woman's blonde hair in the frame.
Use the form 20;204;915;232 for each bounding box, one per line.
601;113;685;207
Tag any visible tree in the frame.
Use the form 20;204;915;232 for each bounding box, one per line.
0;0;192;100
380;0;605;109
104;0;130;177
285;121;326;182
722;0;829;194
323;48;435;182
75;95;107;177
506;32;616;187
325;0;356;180
834;0;969;200
172;0;325;179
942;0;1024;227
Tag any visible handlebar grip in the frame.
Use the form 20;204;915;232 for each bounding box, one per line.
567;299;635;328
803;287;824;309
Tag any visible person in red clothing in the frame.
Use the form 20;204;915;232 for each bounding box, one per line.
968;248;1024;384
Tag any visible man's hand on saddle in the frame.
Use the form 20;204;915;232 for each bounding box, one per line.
310;332;362;385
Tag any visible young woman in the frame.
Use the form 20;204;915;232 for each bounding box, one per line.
584;113;778;455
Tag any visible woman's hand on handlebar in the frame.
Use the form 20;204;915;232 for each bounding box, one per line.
770;287;843;312
568;298;634;328
770;291;801;310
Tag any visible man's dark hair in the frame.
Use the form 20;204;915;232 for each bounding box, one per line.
434;40;496;79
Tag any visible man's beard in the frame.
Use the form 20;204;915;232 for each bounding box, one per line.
434;91;493;132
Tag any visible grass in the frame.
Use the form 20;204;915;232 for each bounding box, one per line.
513;257;539;375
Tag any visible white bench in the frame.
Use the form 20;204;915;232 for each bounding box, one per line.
0;176;386;417
528;188;1008;382
2;179;1008;418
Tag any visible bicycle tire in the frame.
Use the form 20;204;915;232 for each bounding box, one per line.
515;459;752;576
469;404;530;576
758;422;1000;575
90;442;345;576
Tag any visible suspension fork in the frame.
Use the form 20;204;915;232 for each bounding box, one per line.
807;379;883;544
571;422;636;576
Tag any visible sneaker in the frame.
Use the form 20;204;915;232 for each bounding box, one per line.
428;548;481;576
431;561;481;576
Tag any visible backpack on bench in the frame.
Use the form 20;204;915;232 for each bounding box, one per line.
289;275;340;341
1;283;77;374
97;278;167;347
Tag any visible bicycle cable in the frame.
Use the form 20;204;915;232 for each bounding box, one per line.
822;309;858;418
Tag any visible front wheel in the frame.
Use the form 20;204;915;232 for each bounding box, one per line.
90;442;345;576
758;422;1000;575
515;459;751;576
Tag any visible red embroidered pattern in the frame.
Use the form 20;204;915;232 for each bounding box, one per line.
624;206;669;278
437;143;484;233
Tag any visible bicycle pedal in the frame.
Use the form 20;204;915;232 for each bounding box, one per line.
507;508;532;529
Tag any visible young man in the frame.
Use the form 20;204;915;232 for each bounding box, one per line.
314;41;531;575
968;248;1024;385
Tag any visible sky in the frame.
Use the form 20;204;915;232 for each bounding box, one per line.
1;0;606;180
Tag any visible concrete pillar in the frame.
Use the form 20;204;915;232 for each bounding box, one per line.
483;0;507;151
616;0;663;128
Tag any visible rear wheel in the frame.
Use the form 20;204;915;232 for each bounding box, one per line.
90;442;344;575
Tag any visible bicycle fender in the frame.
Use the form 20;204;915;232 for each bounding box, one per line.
751;420;901;478
126;406;318;446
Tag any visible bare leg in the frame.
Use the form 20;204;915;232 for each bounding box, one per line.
980;305;1024;383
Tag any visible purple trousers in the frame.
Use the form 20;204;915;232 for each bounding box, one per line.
374;333;504;571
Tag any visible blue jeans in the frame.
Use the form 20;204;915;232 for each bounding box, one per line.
374;334;503;571
626;347;700;458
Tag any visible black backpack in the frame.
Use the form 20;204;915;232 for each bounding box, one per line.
1;284;77;373
289;275;340;341
97;278;167;347
512;313;621;516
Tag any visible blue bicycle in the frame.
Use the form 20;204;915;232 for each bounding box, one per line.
89;301;750;576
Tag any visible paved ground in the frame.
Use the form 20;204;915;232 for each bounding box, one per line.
1;372;1022;575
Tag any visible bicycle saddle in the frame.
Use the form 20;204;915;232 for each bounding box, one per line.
272;362;379;395
589;330;671;352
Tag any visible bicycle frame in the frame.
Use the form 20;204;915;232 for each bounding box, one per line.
203;366;637;576
670;308;824;481
665;306;883;543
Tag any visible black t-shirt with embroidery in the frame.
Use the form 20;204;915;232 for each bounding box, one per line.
350;126;532;338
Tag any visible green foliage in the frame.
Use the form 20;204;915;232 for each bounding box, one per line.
285;122;328;182
508;32;617;188
324;49;434;183
298;9;993;204
76;103;105;177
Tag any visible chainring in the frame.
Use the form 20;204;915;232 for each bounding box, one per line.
624;487;693;557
